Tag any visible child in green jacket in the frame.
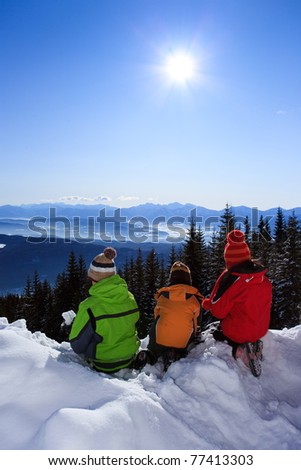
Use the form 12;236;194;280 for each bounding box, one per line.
69;247;140;373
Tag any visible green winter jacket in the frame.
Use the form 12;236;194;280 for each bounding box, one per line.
69;275;140;373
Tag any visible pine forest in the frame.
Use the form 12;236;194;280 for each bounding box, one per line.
1;206;300;341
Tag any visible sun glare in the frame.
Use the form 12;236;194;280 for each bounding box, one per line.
165;52;196;84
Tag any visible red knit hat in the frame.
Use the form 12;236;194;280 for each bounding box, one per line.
224;230;251;269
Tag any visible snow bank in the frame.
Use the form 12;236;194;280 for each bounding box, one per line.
0;317;301;450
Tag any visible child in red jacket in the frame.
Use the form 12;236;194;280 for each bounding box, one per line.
202;230;272;376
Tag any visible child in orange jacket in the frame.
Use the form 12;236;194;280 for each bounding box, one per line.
146;262;203;368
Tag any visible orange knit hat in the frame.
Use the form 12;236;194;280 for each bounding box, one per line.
224;230;251;269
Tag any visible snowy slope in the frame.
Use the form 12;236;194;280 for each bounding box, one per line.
0;317;301;450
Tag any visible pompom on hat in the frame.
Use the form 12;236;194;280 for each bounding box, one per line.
88;247;117;282
224;230;251;269
169;261;192;286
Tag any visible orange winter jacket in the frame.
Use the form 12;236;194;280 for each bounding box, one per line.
153;284;203;349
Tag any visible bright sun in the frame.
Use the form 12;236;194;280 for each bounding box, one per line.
165;52;196;83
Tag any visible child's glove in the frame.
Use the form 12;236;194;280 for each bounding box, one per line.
202;299;212;311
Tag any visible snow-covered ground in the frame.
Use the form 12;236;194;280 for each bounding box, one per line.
0;316;301;451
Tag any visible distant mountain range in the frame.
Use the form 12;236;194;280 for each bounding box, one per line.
1;201;300;219
0;202;300;241
0;202;300;295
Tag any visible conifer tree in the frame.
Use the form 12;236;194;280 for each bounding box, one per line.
270;212;301;328
166;244;178;272
53;251;87;317
268;208;288;328
23;271;44;333
21;276;33;322
182;220;209;295
209;205;236;280
65;251;81;311
119;257;130;286
23;276;32;298
176;243;184;263
250;215;272;264
158;257;168;288
78;254;89;300
258;215;272;265
130;249;144;303
218;204;235;241
142;248;161;335
0;294;21;323
274;207;287;248
53;271;67;315
129;249;147;337
128;257;137;293
244;215;251;244
41;279;56;338
207;231;222;291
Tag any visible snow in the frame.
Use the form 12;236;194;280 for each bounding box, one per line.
61;309;76;326
0;317;301;451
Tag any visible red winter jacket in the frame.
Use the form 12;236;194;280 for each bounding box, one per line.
202;261;272;343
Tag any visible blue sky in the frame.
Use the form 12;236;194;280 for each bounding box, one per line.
0;0;300;210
